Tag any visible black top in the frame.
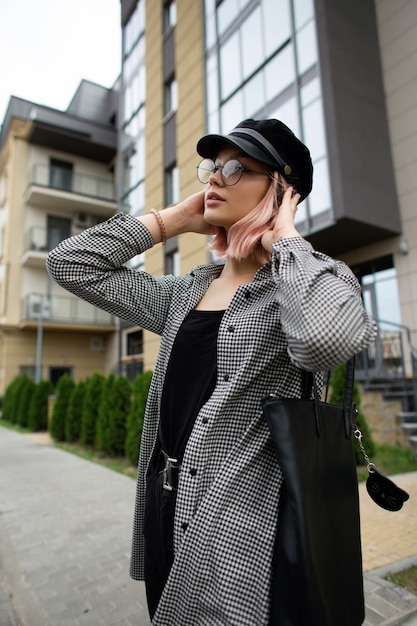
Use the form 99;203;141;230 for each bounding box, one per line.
159;309;225;461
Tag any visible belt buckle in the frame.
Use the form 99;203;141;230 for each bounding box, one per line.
163;455;179;492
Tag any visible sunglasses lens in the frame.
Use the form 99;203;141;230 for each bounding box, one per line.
221;160;242;185
197;159;215;183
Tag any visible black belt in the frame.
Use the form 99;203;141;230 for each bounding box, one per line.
162;450;181;491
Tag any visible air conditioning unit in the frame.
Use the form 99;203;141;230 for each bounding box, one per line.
28;296;51;320
74;213;93;230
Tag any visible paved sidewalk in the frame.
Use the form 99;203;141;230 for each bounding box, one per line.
1;425;416;625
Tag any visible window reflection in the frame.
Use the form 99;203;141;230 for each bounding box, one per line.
218;0;239;35
293;0;314;29
241;7;263;79
220;32;241;99
296;20;318;75
264;45;295;102
262;0;291;56
303;97;326;161
221;91;244;131
308;158;331;216
243;72;265;118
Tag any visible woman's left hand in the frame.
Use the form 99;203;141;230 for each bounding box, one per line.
261;187;301;252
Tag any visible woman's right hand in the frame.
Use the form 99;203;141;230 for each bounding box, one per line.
138;190;217;245
175;190;217;236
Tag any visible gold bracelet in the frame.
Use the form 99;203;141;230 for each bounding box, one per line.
150;209;167;245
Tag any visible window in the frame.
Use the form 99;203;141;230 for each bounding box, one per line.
127;330;144;355
164;76;178;115
49;158;73;192
47;215;71;250
49;367;72;387
19;366;36;381
165;248;180;276
163;0;177;31
165;165;179;206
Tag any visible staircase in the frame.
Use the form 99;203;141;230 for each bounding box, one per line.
397;412;417;453
357;320;417;455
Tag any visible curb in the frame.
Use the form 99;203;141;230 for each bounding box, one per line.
364;556;417;626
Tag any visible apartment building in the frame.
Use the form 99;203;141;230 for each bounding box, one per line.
1;0;416;397
0;81;119;393
119;0;417;388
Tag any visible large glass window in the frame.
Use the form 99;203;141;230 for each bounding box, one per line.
165;165;180;206
205;0;331;228
219;32;241;100
164;76;178;115
121;0;146;217
241;7;263;79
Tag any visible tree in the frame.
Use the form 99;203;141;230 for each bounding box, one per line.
96;374;115;454
125;371;153;466
66;381;86;442
28;380;55;431
328;364;376;464
107;375;132;456
16;377;36;428
80;373;105;446
2;374;29;424
49;374;75;441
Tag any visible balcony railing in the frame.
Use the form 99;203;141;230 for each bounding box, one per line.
29;164;116;202
23;292;114;327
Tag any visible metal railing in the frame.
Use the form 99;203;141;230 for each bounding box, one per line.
356;319;417;411
29;164;116;202
23;292;114;327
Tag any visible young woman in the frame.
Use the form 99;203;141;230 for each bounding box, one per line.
47;119;377;625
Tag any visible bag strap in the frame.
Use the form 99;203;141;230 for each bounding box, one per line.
303;357;356;439
343;356;356;438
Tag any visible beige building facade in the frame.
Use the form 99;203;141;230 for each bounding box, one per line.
1;0;417;415
118;0;417;398
0;83;119;394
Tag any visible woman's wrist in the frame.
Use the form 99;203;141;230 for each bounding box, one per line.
137;205;188;244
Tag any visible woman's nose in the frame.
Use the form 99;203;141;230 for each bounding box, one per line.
208;166;224;186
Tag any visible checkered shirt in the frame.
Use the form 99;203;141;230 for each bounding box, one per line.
46;213;377;625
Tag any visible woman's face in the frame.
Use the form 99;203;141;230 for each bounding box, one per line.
203;147;272;231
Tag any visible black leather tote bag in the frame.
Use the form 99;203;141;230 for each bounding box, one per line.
261;359;364;626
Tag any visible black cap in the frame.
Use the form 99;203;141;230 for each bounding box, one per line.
196;118;313;201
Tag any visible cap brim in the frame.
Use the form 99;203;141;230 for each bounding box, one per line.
196;134;278;171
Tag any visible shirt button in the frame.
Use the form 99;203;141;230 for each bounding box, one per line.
189;468;197;477
228;325;235;333
244;290;251;299
223;374;230;382
181;522;189;531
202;417;208;424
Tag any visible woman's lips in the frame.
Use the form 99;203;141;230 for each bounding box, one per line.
206;192;224;206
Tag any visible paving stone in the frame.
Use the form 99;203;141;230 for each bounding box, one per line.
1;426;417;625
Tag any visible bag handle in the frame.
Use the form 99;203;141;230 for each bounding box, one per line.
304;358;356;439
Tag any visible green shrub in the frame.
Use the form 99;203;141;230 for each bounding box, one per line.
107;375;132;456
80;373;105;446
28;380;55;431
2;375;29;424
16;377;36;428
65;381;86;442
49;374;75;441
328;363;376;464
125;371;153;466
96;374;115;454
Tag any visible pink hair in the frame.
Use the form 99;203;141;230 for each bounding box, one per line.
208;173;286;265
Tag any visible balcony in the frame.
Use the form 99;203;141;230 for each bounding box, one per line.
21;292;115;332
24;164;117;217
21;226;50;268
